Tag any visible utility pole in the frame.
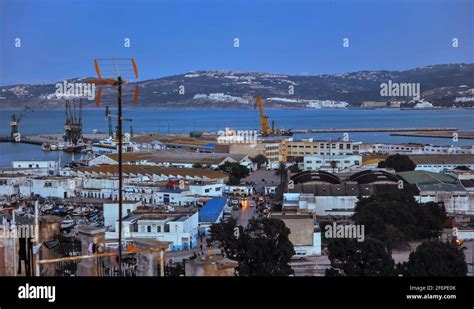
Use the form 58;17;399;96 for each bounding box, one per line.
88;58;139;276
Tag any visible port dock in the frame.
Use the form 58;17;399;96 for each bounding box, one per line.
290;128;458;134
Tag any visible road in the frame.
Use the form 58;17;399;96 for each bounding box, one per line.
233;198;257;227
242;169;280;193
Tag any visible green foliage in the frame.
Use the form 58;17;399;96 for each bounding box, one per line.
378;154;416;172
251;154;268;169
353;193;446;249
217;162;250;182
398;240;467;276
210;218;295;276
326;238;395;276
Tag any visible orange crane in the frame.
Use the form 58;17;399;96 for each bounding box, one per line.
254;96;293;137
255;96;270;136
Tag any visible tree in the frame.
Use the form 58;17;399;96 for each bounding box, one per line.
210;218;295;276
378;154;416;172
217;162;250;183
251;154;268;169
398;240;467;276
326;238;395;276
274;162;288;184
353;192;446;250
192;162;203;168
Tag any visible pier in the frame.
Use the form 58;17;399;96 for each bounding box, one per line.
0;133;109;145
289;128;459;134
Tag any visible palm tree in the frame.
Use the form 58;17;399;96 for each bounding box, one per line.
275;162;287;184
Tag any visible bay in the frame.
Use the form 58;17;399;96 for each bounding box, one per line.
0;108;473;167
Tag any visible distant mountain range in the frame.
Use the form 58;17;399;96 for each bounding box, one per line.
1;63;473;109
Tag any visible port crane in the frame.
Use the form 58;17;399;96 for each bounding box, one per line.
255;96;270;136
64;99;83;146
105;105;133;138
254;96;292;137
10;106;33;142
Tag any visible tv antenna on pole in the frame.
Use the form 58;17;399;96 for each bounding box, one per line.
88;58;139;275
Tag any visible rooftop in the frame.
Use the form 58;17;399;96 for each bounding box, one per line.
100;151;249;165
398;170;459;185
409;154;474;165
74;165;229;180
199;197;227;223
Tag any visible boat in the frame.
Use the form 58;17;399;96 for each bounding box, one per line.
57;143;65;151
42;204;54;212
64;143;86;153
52;206;68;216
41;143;51;152
50;144;58;151
61;215;75;230
71;207;82;216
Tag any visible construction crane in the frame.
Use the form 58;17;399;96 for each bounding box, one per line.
10;106;32;142
255;96;270;136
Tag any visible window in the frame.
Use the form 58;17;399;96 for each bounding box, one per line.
157;226;161;232
140;226;145;233
205;189;210;193
147;226;151;233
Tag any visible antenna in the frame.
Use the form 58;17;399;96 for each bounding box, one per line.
87;58;139;276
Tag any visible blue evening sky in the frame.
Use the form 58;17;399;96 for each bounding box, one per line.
0;0;472;85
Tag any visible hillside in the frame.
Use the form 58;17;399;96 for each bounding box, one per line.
1;63;473;109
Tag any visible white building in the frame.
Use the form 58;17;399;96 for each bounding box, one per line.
303;155;362;172
105;210;199;251
365;143;474;155
0;176;26;196
409;155;474;173
283;193;358;217
154;189;195;206
103;201;142;228
414;101;433;108
18;177;80;198
271;212;321;256
189;183;224;197
11;160;59;176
